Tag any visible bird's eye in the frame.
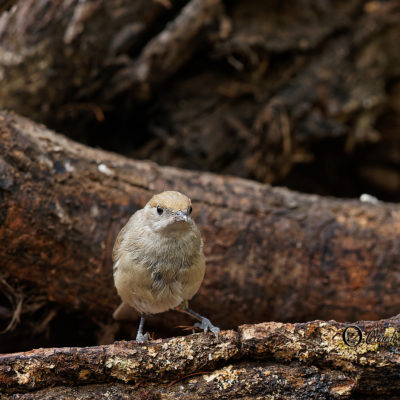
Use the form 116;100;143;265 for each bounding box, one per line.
157;206;163;215
189;206;193;214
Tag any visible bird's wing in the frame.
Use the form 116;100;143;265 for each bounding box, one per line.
112;211;140;264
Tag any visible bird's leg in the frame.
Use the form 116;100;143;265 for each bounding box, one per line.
136;313;149;343
176;303;220;338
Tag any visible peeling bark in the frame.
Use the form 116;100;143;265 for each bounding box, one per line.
1;316;400;398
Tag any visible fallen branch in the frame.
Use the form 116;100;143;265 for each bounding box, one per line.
1;1;398;192
1;111;400;331
1;315;400;397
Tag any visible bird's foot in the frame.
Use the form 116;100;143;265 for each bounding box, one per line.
194;317;220;338
136;332;149;343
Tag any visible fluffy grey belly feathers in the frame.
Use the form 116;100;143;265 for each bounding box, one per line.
113;241;205;314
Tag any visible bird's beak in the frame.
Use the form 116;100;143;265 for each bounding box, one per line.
174;210;188;222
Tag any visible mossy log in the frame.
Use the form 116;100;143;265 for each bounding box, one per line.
1;316;400;398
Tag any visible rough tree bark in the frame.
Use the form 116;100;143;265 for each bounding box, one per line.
0;0;398;196
1;111;400;336
2;315;400;398
1;1;399;398
0;0;224;121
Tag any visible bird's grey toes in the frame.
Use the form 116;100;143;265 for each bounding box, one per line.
194;317;220;338
136;332;149;343
210;325;220;339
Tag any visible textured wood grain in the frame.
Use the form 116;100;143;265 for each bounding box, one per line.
0;111;399;334
1;315;400;398
0;0;398;197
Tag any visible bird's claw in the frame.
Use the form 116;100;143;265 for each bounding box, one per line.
136;332;149;343
194;317;220;338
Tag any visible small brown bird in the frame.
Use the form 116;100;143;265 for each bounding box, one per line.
112;191;219;342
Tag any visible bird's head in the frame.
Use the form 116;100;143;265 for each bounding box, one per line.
144;191;194;232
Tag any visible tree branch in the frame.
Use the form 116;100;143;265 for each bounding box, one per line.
1;111;400;332
1;315;400;397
